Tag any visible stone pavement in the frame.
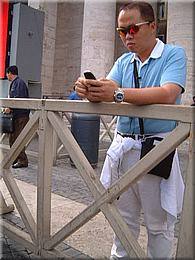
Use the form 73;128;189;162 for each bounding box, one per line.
0;133;189;259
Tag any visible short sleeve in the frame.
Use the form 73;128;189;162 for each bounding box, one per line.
106;60;122;85
160;47;187;93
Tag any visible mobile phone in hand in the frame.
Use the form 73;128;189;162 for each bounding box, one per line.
83;70;96;80
83;70;100;103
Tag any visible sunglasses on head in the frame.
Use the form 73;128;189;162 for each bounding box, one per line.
116;21;151;37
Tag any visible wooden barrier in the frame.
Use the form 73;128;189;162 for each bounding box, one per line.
0;98;194;258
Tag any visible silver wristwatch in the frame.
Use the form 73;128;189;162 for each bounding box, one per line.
114;88;125;103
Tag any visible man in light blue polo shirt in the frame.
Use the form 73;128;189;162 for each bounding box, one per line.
108;39;186;135
75;1;186;258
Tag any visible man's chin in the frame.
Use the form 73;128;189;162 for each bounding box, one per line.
126;45;136;52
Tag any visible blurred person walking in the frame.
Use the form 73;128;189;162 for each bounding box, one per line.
4;65;30;168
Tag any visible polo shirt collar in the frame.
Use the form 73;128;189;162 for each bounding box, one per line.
130;38;165;63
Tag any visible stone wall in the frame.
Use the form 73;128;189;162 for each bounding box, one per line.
167;2;194;106
167;2;194;152
52;2;84;97
80;1;116;79
30;1;58;97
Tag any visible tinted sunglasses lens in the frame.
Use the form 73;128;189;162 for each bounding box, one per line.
129;25;139;34
119;30;127;37
117;24;140;37
118;29;126;37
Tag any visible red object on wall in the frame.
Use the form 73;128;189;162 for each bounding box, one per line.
0;1;9;78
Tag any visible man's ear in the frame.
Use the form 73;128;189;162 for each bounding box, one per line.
150;21;156;34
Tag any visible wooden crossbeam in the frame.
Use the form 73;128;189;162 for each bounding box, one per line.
1;219;35;251
0;98;193;123
0;143;38;158
0;133;6;143
2;169;37;242
44;198;101;249
101;203;143;258
44;100;193;123
1;219;67;258
0;98;42;110
0;190;14;214
63;112;71;124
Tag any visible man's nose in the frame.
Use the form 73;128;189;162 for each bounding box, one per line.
125;32;134;39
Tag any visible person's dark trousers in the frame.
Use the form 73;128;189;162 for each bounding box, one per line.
9;116;29;166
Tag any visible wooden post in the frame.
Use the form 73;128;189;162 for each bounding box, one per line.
176;122;195;258
37;108;53;255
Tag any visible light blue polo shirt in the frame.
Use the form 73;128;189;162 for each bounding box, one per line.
107;39;187;134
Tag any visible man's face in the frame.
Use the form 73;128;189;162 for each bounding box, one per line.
117;8;156;55
6;72;12;81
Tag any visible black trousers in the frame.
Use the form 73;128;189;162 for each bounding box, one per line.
9;116;29;165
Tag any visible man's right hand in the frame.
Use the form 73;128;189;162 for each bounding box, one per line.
74;77;90;100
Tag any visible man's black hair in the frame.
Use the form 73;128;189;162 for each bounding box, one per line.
6;65;18;75
119;1;155;22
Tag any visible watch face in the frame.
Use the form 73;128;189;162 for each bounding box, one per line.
114;89;124;102
116;92;124;101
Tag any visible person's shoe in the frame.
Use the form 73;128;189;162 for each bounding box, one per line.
12;162;28;169
12;160;18;165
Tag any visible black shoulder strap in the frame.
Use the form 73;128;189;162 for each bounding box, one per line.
133;60;144;135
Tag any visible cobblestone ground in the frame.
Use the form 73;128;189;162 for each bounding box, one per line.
0;133;189;259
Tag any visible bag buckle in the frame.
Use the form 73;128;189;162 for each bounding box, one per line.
139;134;146;141
139;134;153;141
